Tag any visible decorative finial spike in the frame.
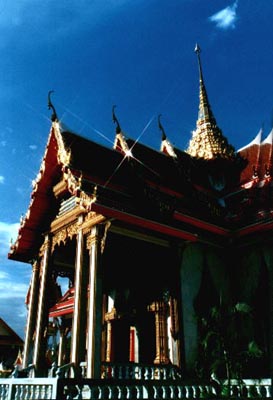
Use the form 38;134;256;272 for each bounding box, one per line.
194;43;201;54
158;114;166;141
48;90;58;122
112;105;121;133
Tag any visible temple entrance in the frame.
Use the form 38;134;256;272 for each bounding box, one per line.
46;228;181;373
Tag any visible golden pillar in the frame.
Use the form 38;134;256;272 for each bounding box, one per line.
152;301;170;365
33;234;51;376
70;215;88;369
86;225;103;378
23;260;40;369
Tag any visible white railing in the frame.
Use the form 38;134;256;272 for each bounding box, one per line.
0;377;58;400
58;378;272;399
0;362;271;400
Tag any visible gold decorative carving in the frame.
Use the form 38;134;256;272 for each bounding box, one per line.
53;121;71;166
51;206;83;233
52;221;79;251
53;179;68;198
32;260;40;273
85;221;109;253
77;188;97;210
105;307;117;322
63;168;81;195
82;213;106;237
86;232;97;252
39;235;51;256
101;221;111;253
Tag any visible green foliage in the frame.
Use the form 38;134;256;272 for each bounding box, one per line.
196;302;263;380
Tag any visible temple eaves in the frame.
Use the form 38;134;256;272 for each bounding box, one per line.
112;105;133;157
186;44;235;160
158;114;177;158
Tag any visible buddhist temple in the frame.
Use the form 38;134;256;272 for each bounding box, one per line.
3;46;272;398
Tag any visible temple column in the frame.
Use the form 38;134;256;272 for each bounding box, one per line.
86;225;103;378
180;243;203;376
33;234;51;376
105;307;116;362
70;215;88;369
57;326;66;367
169;297;181;366
151;301;170;364
23;260;40;369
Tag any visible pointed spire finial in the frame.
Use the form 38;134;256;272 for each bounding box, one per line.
112;105;121;133
194;43;203;81
48;90;58;122
194;43;201;55
158;114;166;141
186;44;235;160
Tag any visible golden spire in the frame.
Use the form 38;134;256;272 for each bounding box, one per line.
187;44;235;160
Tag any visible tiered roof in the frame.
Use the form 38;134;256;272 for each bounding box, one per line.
238;128;273;186
186;44;235;160
8;46;273;262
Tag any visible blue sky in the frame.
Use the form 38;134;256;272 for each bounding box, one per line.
0;0;272;339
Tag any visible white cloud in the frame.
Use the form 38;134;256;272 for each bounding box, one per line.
29;144;37;150
209;1;238;30
0;270;9;280
0;278;28;299
0;0;141;43
0;175;4;184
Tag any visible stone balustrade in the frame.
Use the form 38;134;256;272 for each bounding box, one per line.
0;363;271;400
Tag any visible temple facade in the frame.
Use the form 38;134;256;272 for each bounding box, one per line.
8;46;272;382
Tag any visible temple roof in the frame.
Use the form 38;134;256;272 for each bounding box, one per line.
8;53;273;262
9;121;198;262
238;127;273;185
186;45;235;160
0;318;23;347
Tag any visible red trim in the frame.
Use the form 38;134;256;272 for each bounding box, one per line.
92;203;198;242
145;180;184;199
49;308;73;318
236;220;273;237
48;288;75;318
174;212;231;237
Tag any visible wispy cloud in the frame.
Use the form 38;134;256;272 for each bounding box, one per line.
209;1;238;30
0;0;139;38
0;175;4;184
29;144;37;150
0;277;28;299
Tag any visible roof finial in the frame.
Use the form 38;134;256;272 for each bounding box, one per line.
48;91;58;122
158;114;166;141
112;105;121;133
194;43;215;123
194;43;203;81
186;44;235;160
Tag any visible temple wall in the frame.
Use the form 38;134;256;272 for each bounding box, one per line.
180;240;271;378
180;243;203;375
179;243;230;376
